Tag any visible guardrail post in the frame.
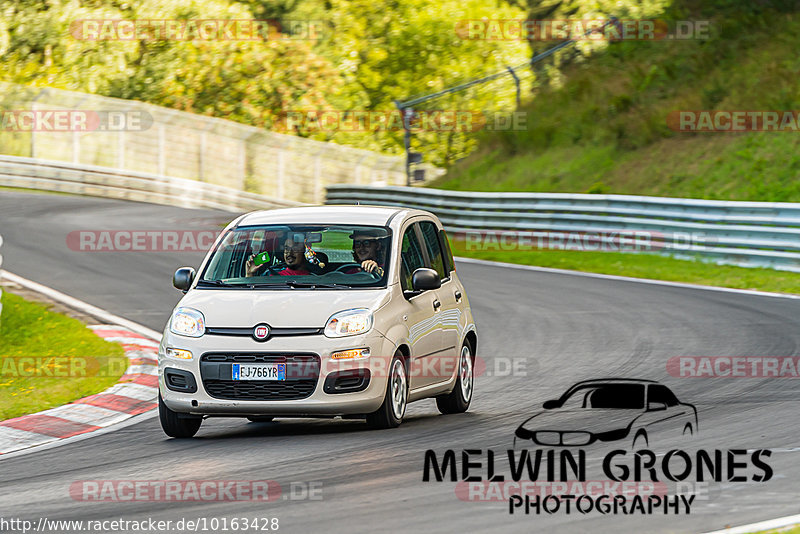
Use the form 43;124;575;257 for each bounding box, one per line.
506;66;521;108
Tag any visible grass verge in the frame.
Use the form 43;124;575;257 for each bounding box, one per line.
747;526;800;534
450;241;800;295
0;291;128;421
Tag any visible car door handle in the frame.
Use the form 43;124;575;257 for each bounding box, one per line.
454;290;462;302
433;299;441;311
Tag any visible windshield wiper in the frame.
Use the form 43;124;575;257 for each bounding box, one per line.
285;281;351;289
197;279;240;287
247;281;352;289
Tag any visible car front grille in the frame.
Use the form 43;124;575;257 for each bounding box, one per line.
533;431;593;446
200;353;320;401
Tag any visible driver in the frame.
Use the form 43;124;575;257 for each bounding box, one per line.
343;229;387;276
246;236;313;277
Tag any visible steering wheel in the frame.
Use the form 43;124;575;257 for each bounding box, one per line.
265;262;287;276
333;263;382;279
332;263;362;273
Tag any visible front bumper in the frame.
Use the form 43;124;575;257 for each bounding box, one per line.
159;329;395;416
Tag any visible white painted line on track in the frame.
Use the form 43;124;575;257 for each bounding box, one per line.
1;270;163;339
0;410;157;460
0;270;163;459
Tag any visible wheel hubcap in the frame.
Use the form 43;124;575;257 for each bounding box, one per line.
390;360;407;419
459;345;473;402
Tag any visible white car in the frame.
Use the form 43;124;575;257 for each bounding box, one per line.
159;206;478;437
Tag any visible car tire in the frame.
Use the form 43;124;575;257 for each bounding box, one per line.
159;393;202;438
436;340;474;415
247;416;274;423
366;353;407;429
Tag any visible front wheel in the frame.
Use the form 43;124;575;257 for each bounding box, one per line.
436;341;474;414
366;354;407;429
159;393;202;438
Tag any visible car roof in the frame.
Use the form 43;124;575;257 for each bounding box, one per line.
237;205;432;227
566;378;659;389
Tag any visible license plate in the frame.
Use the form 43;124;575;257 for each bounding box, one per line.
232;363;286;381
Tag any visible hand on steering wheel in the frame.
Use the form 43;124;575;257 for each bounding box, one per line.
332;262;382;278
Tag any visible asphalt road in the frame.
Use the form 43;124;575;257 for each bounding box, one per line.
1;191;799;534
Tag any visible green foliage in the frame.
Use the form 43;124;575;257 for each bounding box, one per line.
0;291;127;420
0;0;532;165
434;3;800;201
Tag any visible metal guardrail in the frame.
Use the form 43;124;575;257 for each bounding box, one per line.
326;185;800;272
0;155;301;212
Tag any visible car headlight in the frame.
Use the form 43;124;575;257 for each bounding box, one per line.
169;307;205;338
165;347;193;360
324;308;373;338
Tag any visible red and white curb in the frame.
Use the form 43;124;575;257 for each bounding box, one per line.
0;325;159;455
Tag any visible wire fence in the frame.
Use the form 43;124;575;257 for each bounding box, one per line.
394;18;617;183
0;83;431;204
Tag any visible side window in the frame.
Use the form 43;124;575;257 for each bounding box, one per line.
418;221;446;280
439;229;455;274
648;385;679;406
400;225;426;291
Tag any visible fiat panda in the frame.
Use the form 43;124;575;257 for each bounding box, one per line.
159;206;477;437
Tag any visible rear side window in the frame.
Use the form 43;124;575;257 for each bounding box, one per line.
440;229;455;274
648;385;679;407
400;225;426;291
418;221;446;280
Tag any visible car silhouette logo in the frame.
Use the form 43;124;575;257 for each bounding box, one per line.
253;324;270;341
514;378;698;449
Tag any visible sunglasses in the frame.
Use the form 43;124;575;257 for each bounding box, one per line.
353;240;377;248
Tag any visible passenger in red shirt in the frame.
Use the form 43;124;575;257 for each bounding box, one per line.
277;237;312;276
246;236;312;277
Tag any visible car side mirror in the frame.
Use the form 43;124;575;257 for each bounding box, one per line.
647;401;667;411
411;268;441;291
173;267;196;291
542;400;560;409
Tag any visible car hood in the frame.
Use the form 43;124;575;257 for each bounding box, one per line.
177;288;391;328
519;409;643;434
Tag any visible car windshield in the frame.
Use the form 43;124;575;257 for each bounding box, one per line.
559;384;645;410
199;224;391;288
